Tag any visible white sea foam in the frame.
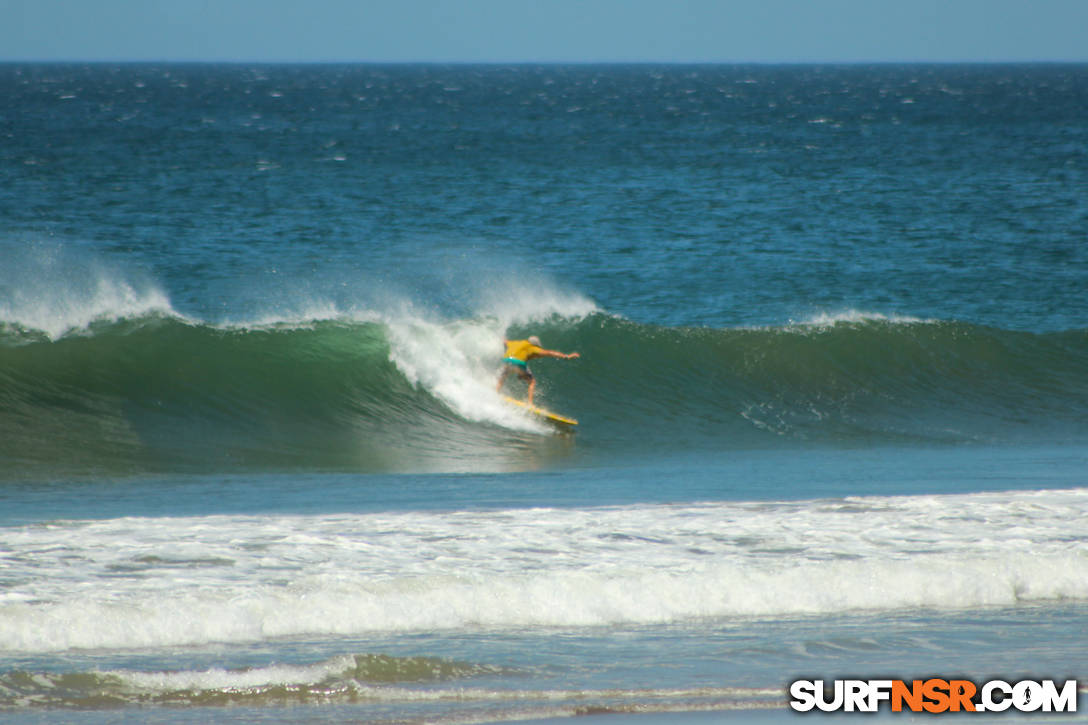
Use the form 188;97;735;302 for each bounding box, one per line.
0;242;181;339
472;277;600;331
105;656;358;692
789;309;933;328
385;312;546;432
379;271;597;432
1;488;1086;653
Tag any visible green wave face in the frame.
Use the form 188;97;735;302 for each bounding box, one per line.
546;314;1088;446
2;313;1087;477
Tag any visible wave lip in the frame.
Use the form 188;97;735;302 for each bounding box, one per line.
784;309;934;329
0;276;180;343
0;243;183;342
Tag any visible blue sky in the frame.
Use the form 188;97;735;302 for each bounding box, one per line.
4;0;1087;63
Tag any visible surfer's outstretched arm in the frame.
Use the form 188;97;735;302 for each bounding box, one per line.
536;349;580;360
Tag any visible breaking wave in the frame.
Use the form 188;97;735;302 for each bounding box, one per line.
2;301;1088;476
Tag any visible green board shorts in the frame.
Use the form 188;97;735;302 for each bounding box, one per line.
503;357;534;379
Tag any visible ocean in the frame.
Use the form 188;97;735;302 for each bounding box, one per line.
1;63;1086;723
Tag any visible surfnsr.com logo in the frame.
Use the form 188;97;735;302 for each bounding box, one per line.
789;679;1078;713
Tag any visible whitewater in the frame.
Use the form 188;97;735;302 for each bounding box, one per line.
4;489;1088;653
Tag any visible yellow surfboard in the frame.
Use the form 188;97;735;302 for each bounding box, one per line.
503;396;578;427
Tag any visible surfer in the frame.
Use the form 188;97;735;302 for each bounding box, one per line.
496;336;580;405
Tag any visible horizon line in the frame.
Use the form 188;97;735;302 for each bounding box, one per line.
3;58;1087;66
